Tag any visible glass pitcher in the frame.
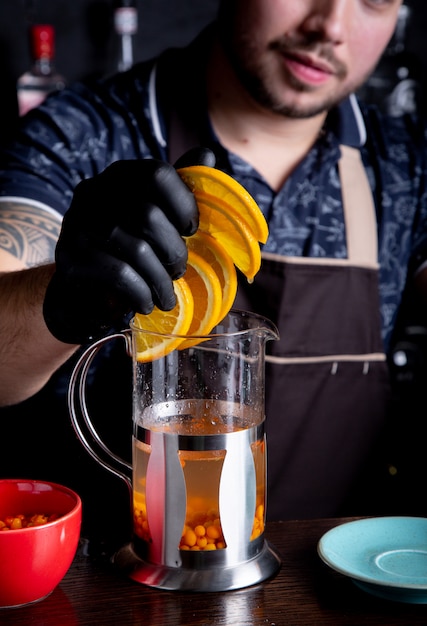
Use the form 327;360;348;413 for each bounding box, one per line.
68;309;281;591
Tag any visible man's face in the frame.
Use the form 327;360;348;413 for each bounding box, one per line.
218;0;403;118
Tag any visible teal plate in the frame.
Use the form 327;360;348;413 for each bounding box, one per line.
317;517;427;603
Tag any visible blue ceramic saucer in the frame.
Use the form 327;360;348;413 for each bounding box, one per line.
317;517;427;603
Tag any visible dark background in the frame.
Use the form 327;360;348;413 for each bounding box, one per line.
0;0;220;133
0;0;427;115
0;0;219;86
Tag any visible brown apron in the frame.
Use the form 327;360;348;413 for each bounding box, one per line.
234;146;391;520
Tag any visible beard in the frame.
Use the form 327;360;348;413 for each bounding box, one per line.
219;22;370;119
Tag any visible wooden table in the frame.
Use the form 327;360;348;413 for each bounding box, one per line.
2;518;426;625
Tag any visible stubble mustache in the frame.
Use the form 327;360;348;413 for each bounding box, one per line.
270;34;347;81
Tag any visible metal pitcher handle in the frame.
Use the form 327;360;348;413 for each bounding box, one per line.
68;331;133;499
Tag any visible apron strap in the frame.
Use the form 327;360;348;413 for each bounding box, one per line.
339;145;378;266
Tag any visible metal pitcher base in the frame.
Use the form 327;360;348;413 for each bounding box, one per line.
112;539;281;592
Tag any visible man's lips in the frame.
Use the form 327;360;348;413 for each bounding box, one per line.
281;50;338;85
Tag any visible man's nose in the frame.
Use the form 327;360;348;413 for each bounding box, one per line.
301;0;348;44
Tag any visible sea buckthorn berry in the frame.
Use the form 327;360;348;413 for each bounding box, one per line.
206;524;221;540
194;525;206;537
177;503;265;551
197;536;208;548
182;528;197;548
133;503;152;542
10;517;23;529
0;513;59;530
29;514;49;527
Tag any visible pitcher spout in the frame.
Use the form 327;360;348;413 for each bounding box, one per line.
216;308;280;343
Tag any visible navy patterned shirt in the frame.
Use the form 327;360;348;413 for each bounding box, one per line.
1;31;427;354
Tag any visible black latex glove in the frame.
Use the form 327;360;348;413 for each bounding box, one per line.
43;147;216;344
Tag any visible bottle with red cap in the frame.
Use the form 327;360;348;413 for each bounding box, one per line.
16;24;66;116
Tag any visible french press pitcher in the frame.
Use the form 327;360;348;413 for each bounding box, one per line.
68;309;281;591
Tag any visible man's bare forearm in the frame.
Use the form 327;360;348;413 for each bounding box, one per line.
0;192;81;407
0;264;78;406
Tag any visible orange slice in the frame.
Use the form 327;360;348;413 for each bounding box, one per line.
132;277;194;362
196;191;261;281
179;248;223;349
132;249;223;359
133;166;268;362
186;230;238;322
177;165;268;243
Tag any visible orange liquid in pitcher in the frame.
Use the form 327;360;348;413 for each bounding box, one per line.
132;405;265;551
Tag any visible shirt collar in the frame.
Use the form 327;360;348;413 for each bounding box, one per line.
326;94;367;147
202;94;368;155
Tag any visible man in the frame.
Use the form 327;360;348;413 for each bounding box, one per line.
0;0;424;546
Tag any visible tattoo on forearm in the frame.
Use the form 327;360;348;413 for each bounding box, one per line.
0;203;61;266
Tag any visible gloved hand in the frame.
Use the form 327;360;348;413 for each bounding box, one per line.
43;147;216;344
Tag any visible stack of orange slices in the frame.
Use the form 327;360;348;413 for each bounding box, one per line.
132;165;268;361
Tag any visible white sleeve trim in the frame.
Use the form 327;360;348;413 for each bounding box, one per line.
0;196;63;221
349;93;367;146
415;259;427;275
148;63;167;149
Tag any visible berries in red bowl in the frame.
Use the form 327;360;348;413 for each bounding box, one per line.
0;479;82;608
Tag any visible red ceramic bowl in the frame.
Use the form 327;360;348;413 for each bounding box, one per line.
0;479;82;608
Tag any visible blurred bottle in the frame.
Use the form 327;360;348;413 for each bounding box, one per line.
16;24;66;116
358;4;421;116
113;0;138;72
